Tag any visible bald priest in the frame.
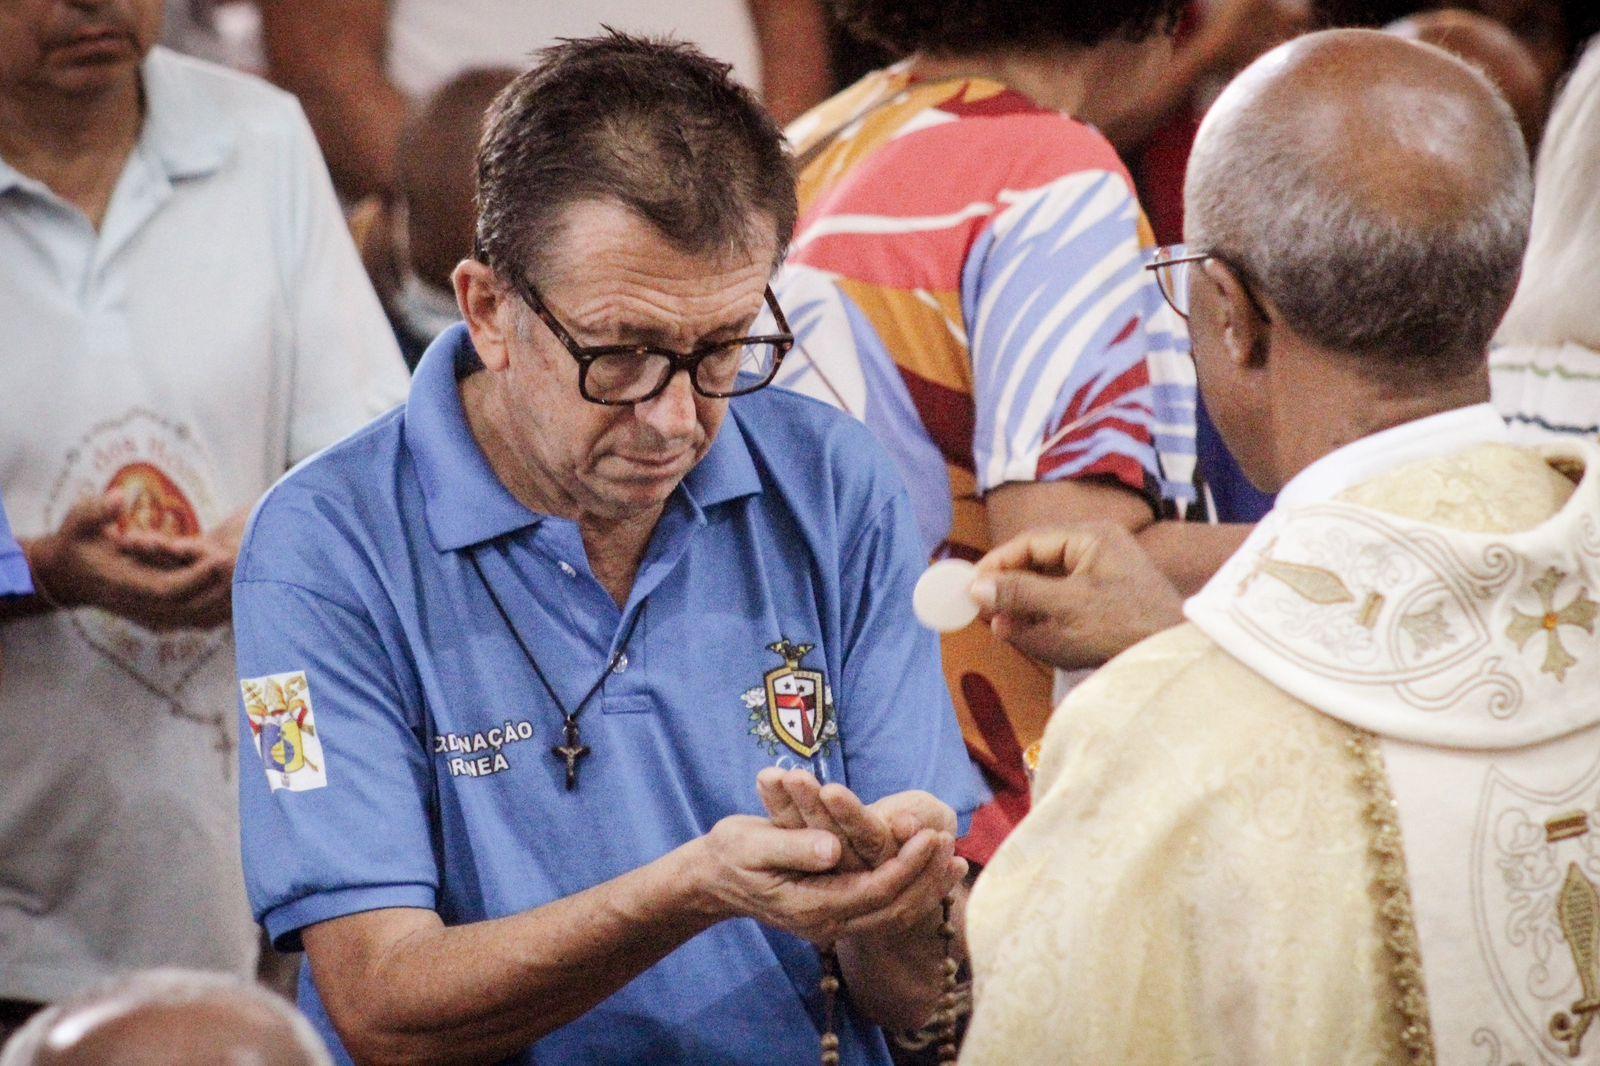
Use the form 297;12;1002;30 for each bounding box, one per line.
959;29;1600;1066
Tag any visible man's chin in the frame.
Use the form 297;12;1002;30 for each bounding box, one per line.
43;56;142;96
592;471;687;514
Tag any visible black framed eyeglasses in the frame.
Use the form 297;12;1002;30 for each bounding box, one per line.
510;276;795;406
1146;244;1272;323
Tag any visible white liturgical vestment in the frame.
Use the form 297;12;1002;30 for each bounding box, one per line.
964;405;1600;1065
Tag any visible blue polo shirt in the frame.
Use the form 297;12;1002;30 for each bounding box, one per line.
0;492;28;596
234;325;986;1065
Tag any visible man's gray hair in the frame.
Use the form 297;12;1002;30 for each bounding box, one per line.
475;31;796;285
0;969;332;1066
1186;49;1533;378
1496;37;1600;351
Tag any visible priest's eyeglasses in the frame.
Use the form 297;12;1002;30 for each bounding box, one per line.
512;277;795;406
1146;244;1273;323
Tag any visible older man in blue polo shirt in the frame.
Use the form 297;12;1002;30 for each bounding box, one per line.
235;33;985;1065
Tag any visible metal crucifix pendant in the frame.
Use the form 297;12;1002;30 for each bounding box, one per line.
552;717;590;791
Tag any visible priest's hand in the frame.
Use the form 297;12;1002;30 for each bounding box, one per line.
971;521;1185;670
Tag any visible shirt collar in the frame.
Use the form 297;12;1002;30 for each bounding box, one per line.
1274;402;1509;510
0;47;231;196
138;47;234;180
404;324;762;552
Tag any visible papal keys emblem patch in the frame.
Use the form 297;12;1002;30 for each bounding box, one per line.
242;670;328;792
743;639;838;759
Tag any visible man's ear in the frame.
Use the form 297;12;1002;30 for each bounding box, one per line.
454;259;513;372
1198;259;1267;370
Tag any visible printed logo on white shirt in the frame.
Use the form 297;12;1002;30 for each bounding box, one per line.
46;409;231;748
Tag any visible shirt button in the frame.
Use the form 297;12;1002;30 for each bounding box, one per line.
612;653;629;674
558;561;577;577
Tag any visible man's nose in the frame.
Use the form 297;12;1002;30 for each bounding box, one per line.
634;368;699;439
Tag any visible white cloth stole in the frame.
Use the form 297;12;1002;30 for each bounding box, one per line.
1185;438;1600;1064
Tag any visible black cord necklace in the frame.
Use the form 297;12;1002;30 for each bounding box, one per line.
467;549;642;791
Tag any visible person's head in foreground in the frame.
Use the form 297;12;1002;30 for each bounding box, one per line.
0;970;331;1066
1164;26;1530;492
452;31;796;525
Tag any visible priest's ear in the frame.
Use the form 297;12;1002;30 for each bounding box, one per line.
1196;258;1271;371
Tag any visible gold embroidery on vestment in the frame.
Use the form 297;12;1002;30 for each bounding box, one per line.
1547;811;1592;844
1348;733;1436;1065
1359;592;1386;629
1550;862;1600;1055
1506;568;1598;682
1259;557;1357;605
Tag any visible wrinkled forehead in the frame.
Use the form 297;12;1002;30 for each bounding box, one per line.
531;199;779;339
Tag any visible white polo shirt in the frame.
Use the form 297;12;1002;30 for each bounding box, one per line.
0;47;409;1001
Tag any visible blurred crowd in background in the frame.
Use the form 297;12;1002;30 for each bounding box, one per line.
3;0;1600;1061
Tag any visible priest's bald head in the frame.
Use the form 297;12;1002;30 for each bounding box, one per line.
1176;29;1532;494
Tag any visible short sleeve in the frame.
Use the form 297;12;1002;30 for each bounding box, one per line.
834;482;989;831
278;101;410;463
235;577;437;951
964;168;1179;509
0;491;30;596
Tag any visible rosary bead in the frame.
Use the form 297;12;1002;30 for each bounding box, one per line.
942;957;960;977
820;975;841;995
820;1034;839;1051
822;1052;841;1066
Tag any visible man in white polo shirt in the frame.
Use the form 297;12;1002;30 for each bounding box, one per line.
0;0;408;1026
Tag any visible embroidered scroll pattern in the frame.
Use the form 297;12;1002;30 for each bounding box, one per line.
1349;732;1436;1064
1205;499;1600;723
1473;754;1600;1061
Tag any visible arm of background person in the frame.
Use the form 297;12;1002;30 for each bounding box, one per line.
259;0;408;199
746;0;833;126
985;452;1248;601
1135;519;1251;595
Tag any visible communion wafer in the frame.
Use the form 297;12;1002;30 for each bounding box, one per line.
913;558;981;633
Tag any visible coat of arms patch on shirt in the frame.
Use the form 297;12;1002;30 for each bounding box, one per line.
743;639;837;759
242;670;327;792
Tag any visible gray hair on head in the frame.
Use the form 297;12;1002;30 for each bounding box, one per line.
475;30;796;287
1496;37;1600;351
1185;32;1533;381
0;969;332;1066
